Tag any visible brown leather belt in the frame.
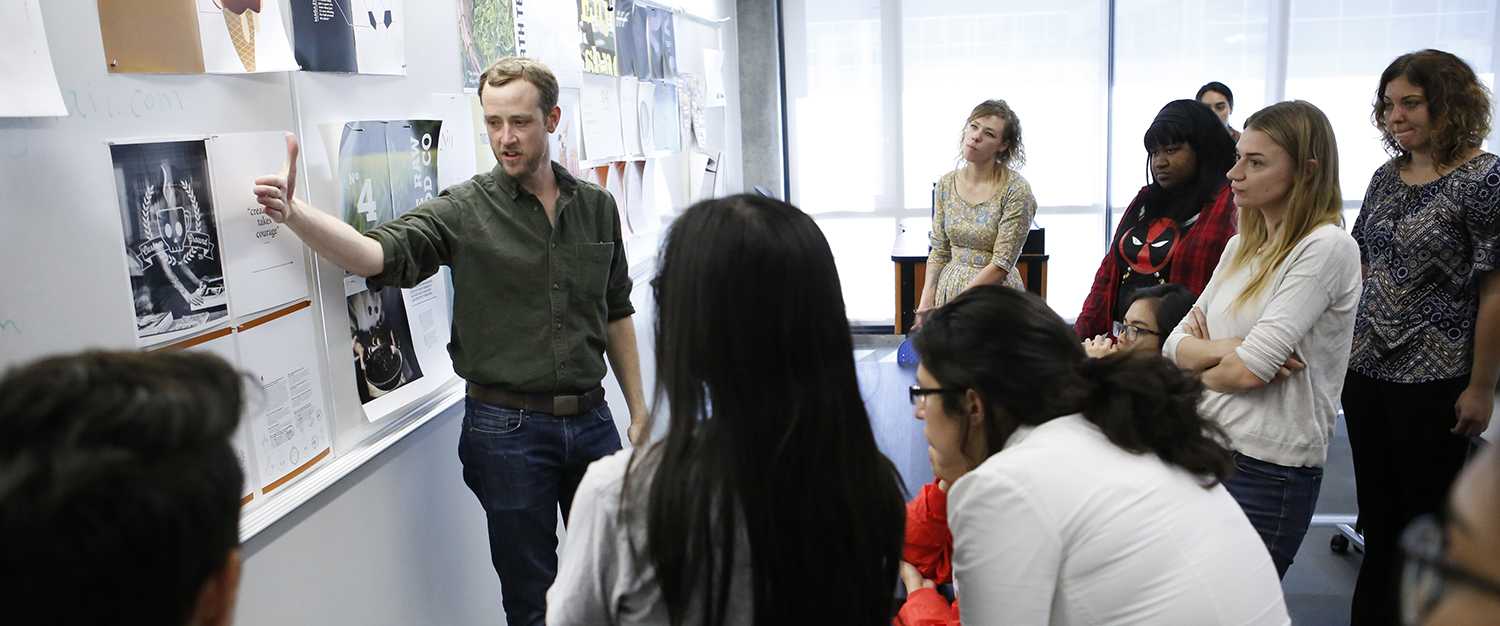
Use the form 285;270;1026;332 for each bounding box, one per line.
466;382;606;417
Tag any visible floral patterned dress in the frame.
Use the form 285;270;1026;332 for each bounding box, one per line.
927;169;1038;306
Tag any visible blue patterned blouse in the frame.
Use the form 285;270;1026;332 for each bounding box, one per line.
1350;152;1500;383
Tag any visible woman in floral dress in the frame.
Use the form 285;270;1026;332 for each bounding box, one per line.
915;100;1038;327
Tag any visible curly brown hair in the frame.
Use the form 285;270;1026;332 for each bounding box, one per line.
1373;49;1493;170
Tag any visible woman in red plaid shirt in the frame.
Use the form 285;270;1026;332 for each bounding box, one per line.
1075;100;1239;342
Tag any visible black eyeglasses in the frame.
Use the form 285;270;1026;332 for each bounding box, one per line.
1112;320;1162;341
909;385;964;405
1399;513;1500;625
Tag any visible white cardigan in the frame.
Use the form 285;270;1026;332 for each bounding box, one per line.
948;414;1290;626
1164;224;1362;467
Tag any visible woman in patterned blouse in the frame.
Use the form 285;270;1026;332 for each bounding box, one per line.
914;100;1038;328
1345;49;1500;626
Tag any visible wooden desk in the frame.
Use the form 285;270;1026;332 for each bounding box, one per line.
893;229;1048;334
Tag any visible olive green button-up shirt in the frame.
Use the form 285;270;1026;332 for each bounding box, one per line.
363;161;633;395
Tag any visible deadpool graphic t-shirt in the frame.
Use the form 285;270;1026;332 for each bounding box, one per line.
1112;192;1200;318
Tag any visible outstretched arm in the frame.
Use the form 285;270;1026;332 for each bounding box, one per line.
254;132;384;277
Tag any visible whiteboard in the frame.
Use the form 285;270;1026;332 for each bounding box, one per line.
0;0;739;537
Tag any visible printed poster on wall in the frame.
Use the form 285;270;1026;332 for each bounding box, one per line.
0;0;67;117
289;0;407;74
170;328;262;502
646;6;675;79
337;120;456;422
458;0;517;90
613;0;648;80
111;140;230;347
207;132;309;319
579;73;624;160
577;0;615;75
652;81;680;154
432;93;480;189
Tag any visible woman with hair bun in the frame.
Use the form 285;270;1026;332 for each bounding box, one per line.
1165;100;1362;578
915;100;1037;327
911;285;1289;625
1344;49;1500;626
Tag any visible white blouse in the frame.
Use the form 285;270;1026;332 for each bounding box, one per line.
948;414;1291;626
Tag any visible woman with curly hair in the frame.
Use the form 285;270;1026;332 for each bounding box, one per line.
915;100;1038;327
1344;49;1500;626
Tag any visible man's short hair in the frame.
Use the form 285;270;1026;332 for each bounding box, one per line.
477;56;560;117
0;350;245;626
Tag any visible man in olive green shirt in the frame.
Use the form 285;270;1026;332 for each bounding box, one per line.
253;58;647;626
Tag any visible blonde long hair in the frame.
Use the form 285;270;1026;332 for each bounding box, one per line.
954;100;1025;187
1223;100;1343;313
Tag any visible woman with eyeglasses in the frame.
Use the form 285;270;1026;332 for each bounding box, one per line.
1082;283;1196;358
1164;100;1362;578
911;285;1289;625
1074;99;1239;342
1343;49;1500;626
1397;443;1500;626
547;195;906;626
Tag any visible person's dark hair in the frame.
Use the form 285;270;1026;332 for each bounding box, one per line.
1123;283;1197;335
0;350;245;626
1141;99;1238;216
914;285;1232;485
1196;81;1235;109
1374;49;1493;171
636;194;906;626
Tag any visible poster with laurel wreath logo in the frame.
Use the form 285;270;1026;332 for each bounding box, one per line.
110;140;230;347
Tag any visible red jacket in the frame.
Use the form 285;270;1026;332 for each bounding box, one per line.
1073;185;1237;339
896;480;961;626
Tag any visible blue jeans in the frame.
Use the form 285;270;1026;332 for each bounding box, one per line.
457;396;623;626
1222;452;1323;579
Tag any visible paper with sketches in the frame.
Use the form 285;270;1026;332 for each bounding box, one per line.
290;0;406;74
459;0;517;90
617;77;643;157
577;0;615;75
194;0;298;74
208;132;308;319
432;93;480;189
112;140;230;347
237;304;333;493
0;0;66;117
580;73;624;160
653;81;680;153
703;49;726;107
550;87;582;175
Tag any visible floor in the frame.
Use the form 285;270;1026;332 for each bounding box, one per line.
853;334;1362;626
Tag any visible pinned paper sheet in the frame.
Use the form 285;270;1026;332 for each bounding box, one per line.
579;73;624;160
98;0;298;74
636;80;656;156
208;132;309;319
458;0;517;89
432;93;480;189
703;49;726;108
290;0;408;74
194;0;299;73
0;0;66;117
618;77;643;157
470;94;498;173
551;88;583;175
577;0;616;75
652;81;680;154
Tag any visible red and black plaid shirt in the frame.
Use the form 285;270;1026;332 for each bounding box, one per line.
1074;185;1238;339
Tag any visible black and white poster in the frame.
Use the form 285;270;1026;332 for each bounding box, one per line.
347;283;424;404
289;0;407;74
111;140;230;347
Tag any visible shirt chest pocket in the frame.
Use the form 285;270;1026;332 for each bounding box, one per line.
570;242;615;303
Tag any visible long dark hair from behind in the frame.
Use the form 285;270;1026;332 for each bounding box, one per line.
1140;99;1238;217
914;285;1233;485
634;194;906;626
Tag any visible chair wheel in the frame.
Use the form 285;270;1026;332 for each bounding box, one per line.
1331;534;1350;554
